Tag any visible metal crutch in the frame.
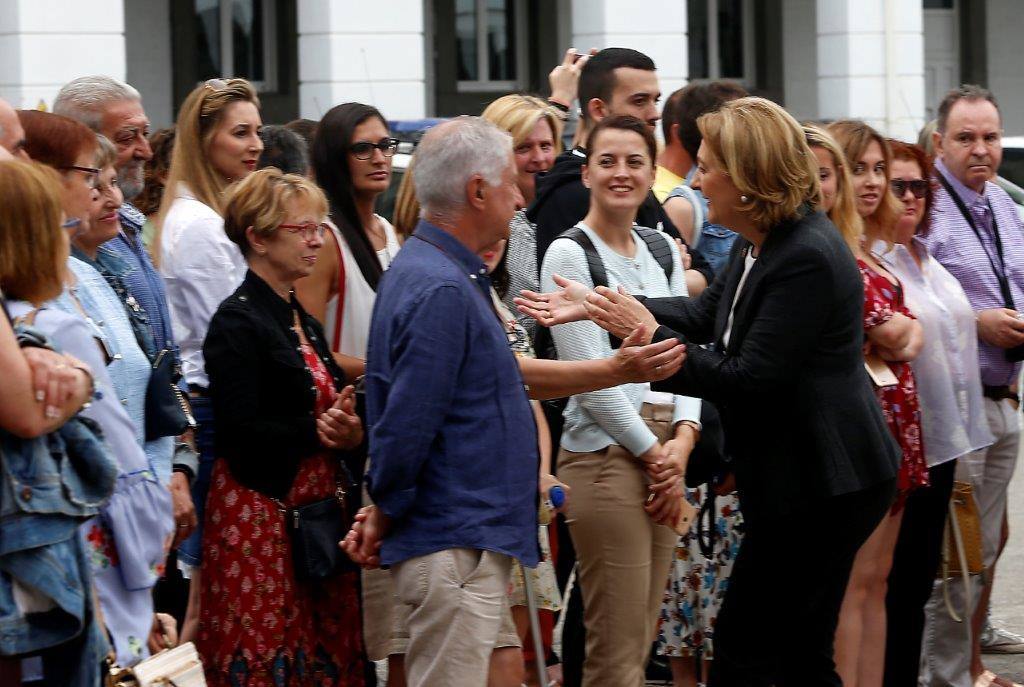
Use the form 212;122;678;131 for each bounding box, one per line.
522;485;565;687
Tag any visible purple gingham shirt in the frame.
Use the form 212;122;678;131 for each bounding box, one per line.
922;158;1024;386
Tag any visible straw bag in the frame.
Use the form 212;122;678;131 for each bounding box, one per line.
106;642;205;687
938;480;985;622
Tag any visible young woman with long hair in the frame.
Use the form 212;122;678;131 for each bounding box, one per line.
828;119;928;687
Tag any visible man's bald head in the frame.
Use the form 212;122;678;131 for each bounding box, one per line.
0;99;29;160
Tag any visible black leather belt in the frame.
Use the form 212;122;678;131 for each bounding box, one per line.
983;385;1019;403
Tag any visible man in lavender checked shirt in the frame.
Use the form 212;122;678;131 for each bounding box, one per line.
919;84;1024;687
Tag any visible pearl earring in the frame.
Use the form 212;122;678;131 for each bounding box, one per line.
740;195;750;203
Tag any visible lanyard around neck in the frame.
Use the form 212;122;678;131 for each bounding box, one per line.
937;173;1014;310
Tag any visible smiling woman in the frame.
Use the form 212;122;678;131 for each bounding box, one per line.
151;78;263;636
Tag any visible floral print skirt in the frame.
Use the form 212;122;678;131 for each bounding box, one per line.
197;458;364;687
656;488;744;659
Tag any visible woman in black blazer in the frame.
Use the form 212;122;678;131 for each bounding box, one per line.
518;97;900;686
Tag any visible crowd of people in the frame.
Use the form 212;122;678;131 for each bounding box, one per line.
0;43;1021;687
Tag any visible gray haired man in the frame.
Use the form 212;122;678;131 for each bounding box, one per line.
54;76;197;540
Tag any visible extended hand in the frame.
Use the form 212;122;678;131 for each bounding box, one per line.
318;385;363;450
977;308;1024;349
585;286;659;343
515;274;590;327
612;327;686;384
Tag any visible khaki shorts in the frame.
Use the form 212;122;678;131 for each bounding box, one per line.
362;563;520;661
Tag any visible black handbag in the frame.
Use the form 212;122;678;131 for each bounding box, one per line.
279;460;357;581
144;349;196;441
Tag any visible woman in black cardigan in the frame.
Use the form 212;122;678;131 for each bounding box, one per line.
518;98;900;686
198;168;365;686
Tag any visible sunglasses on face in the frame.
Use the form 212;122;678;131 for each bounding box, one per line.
890;179;929;199
349;138;399;161
279;222;329;241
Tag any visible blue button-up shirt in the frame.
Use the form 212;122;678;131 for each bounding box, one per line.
365;220;539;566
924;159;1024;385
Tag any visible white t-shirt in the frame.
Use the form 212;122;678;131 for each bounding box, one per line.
323;215;400;357
159;186;246;388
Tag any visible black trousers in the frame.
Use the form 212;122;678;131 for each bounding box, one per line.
709;478;896;687
883;459;957;687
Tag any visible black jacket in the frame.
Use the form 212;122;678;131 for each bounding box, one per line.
203;270;349;500
525;147;716;284
645;208;900;517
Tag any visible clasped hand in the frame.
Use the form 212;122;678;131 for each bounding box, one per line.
317;385;363;450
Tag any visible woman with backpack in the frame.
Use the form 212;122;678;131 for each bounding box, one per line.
541;114;702;687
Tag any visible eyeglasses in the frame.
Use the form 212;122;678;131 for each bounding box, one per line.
61;217;82;231
61;165;100;186
279;222;328;242
349;138;399;161
890;179;929;199
203;78;229;91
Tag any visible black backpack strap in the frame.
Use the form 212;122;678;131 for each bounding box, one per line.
554;226;609;289
633;226;675;283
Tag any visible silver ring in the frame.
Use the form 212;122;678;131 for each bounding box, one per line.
177;524;188;528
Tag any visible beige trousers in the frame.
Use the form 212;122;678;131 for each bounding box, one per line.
558;402;679;687
392;547;513;687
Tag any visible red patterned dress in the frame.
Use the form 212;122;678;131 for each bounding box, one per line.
858;257;929;510
197;338;364;686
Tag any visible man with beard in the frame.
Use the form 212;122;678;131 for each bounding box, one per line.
53;77;198;579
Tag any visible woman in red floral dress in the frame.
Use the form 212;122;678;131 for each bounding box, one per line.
829;120;928;687
199;168;365;686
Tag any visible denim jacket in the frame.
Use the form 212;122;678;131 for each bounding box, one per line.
0;326;117;682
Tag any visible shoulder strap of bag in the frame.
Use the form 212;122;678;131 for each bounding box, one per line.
633;226;675;282
331;229;347;353
936;173;1014;309
555;225;609;289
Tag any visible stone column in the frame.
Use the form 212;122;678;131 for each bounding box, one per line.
297;0;426;120
817;0;925;140
0;0;125;109
570;0;689;109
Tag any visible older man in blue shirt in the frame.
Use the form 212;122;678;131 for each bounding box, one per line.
344;116;686;686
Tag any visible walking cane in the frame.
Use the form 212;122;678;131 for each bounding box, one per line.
523;486;565;687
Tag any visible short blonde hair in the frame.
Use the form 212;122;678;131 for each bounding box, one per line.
392;153;420;240
222;167;328;258
154;78;260;265
0;161;68;304
826;119;901;247
804;124;863;251
698;97;820;231
481;94;563;154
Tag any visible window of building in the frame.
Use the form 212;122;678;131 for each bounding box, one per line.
687;0;754;83
455;0;527;93
193;0;278;92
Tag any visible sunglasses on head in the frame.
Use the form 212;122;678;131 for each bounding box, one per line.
890;179;929;199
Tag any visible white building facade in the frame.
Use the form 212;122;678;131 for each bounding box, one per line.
1;0;1021;139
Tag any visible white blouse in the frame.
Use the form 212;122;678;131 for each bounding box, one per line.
323;215;400;357
159;186;246;388
877;239;994;466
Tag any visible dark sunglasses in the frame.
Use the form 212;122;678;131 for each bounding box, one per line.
349;138;399;161
890;179;929;199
